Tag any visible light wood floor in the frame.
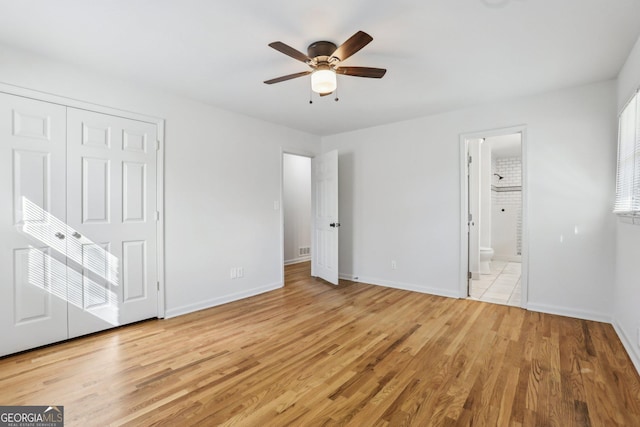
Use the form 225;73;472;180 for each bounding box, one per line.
1;261;639;426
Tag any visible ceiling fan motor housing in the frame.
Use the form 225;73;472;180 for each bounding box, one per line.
307;41;338;60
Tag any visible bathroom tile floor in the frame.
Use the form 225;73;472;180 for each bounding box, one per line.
469;260;521;307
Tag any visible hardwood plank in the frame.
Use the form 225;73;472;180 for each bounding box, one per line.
0;261;638;426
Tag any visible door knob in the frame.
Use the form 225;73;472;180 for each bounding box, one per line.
329;222;341;228
72;232;82;238
55;232;65;239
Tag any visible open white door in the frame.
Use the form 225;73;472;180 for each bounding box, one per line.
311;150;339;285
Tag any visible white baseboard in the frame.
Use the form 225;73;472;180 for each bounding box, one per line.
354;275;460;299
613;320;640;376
165;282;283;318
526;302;612;323
284;257;311;265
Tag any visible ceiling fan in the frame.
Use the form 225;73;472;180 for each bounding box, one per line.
264;31;386;98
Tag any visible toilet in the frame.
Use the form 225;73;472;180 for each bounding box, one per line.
479;247;494;274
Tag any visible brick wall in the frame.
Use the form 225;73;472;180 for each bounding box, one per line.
492;156;522;256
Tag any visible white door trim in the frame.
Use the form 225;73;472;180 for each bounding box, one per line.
459;125;529;309
0;82;167;318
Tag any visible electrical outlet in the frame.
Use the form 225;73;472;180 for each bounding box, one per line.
391;260;397;270
230;267;244;279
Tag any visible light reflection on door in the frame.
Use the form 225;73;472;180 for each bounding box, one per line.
20;196;120;326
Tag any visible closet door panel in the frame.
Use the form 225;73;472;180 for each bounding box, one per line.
82;157;111;224
66;108;157;338
117;116;158;325
0;93;68;357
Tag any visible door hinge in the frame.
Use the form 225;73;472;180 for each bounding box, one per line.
468;213;473;222
157;281;160;291
156;211;160;221
468;271;472;280
156;140;160;151
468;155;472;165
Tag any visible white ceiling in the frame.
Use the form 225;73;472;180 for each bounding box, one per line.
0;0;639;136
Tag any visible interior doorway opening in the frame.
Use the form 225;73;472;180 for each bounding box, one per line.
461;127;527;308
282;153;312;284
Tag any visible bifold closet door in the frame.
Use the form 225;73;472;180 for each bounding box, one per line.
66;108;158;338
0;93;159;355
0;93;68;356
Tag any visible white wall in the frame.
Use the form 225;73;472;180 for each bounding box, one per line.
614;35;640;372
283;154;311;264
0;43;320;318
322;80;618;319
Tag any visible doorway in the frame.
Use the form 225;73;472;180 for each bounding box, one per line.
460;127;528;307
281;150;340;286
282;153;312;283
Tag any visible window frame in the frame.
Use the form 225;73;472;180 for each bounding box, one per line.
614;89;640;218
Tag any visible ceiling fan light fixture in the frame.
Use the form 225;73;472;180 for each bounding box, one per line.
311;66;336;94
265;31;386;100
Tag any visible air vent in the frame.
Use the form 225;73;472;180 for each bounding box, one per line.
299;247;310;256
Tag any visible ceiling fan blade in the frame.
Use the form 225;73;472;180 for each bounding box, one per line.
330;31;373;62
268;41;311;63
264;71;311;85
336;67;387;78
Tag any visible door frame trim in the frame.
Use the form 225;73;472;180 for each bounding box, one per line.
0;82;167;318
459;125;529;308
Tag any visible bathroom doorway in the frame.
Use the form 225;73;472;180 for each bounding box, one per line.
460;127;527;307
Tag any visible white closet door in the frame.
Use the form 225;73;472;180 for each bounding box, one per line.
0;93;68;356
66;108;158;338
